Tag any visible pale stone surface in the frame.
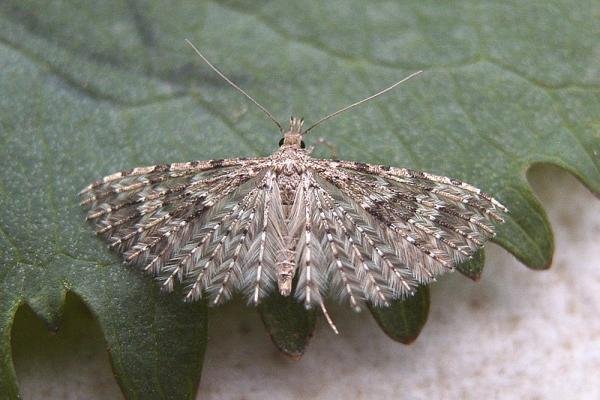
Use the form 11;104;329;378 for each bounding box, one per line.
13;166;600;399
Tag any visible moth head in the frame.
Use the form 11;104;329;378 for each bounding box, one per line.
279;117;306;148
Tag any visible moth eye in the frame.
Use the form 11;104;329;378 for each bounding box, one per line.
278;138;285;147
301;141;306;149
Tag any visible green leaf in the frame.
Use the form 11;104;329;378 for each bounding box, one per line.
258;293;316;358
1;1;599;398
456;249;485;281
369;285;430;344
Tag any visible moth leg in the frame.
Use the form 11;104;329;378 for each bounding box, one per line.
320;300;339;335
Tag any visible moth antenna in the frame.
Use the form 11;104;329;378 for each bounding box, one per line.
303;70;423;135
185;39;284;133
320;300;339;335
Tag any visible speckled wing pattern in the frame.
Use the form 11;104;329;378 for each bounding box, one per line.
80;153;507;311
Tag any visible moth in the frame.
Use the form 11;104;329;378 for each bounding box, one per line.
80;40;507;332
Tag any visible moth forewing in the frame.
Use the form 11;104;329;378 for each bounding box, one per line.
240;170;286;305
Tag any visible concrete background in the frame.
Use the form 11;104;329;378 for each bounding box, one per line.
12;165;600;399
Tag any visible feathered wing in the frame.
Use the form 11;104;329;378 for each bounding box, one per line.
174;169;287;305
290;161;507;309
81;158;285;305
81;156;507;311
289;171;419;310
240;170;288;304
